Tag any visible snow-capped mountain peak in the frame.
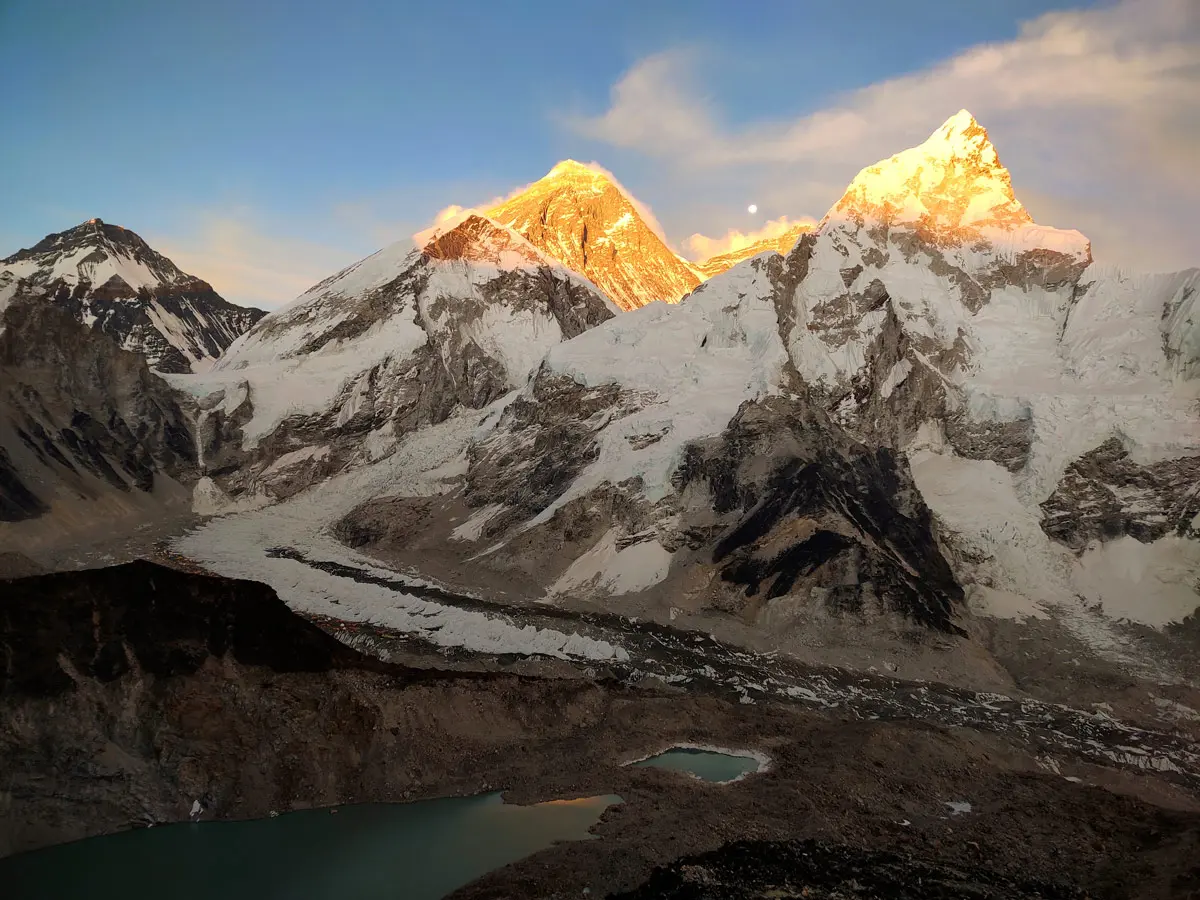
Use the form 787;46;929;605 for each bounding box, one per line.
0;219;264;372
929;108;991;152
487;160;703;311
544;158;611;186
2;217;188;300
193;206;618;461
829;109;1042;243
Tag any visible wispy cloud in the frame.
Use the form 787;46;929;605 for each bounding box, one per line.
568;0;1200;272
411;204;472;247
153;212;358;310
685;216;816;261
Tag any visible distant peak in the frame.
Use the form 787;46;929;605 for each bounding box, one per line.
72;217;130;236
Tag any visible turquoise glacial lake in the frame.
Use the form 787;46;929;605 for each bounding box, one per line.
1;792;622;900
632;747;763;782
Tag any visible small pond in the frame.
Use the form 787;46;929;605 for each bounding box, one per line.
1;792;622;900
630;746;766;782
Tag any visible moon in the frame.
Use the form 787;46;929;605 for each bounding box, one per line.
747;204;758;214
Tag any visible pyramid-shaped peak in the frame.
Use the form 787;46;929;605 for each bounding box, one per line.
487;162;701;311
64;217;138;243
827;109;1034;237
4;217;165;269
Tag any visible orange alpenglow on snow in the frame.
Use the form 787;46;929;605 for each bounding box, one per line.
692;220;816;278
487;160;703;311
830;109;1037;245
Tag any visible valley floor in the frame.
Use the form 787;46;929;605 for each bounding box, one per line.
4;560;1200;900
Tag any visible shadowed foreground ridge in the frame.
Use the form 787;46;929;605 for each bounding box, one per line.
0;560;386;696
611;838;1088;900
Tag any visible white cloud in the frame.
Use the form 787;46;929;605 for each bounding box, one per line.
569;0;1200;272
411;204;487;248
685;216;816;261
154;213;358;310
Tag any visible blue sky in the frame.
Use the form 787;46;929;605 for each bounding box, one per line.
2;0;1195;307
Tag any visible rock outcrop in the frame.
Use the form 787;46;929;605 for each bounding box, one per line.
612;839;1088;900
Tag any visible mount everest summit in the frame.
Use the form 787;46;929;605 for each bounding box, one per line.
2;110;1198;680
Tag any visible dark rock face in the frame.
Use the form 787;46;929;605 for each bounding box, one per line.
611;839;1088;900
0;561;525;856
69;286;263;374
0;299;197;520
465;373;627;530
0;446;47;521
0;561;377;697
944;412;1033;473
1;219;264;372
1041;438;1200;549
675;397;964;633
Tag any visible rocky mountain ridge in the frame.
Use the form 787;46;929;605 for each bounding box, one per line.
6;561;1196;900
0;219;265;373
692;221;815;278
167;212;618;509
324;110;1199;657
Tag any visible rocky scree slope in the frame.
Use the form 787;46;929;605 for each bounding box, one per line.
488;160;704;311
168;213;617;508
344;110;1200;644
0;298;197;530
0;219;265;373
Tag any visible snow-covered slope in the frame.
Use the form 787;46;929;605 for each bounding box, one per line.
0;219;265;373
388;111;1200;647
488;161;703;311
168;213;617;507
